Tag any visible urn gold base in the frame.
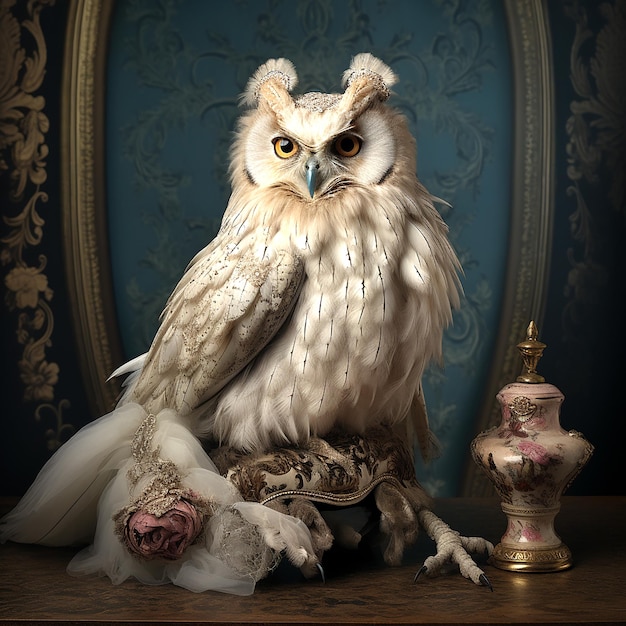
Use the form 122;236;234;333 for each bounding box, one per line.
489;542;573;572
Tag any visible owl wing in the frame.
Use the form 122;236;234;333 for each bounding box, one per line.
127;242;305;415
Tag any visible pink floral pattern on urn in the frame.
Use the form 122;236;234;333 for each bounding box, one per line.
474;382;591;510
471;322;593;572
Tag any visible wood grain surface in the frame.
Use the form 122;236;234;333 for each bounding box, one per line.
1;497;624;624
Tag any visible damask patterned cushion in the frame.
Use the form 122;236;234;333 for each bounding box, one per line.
209;425;430;511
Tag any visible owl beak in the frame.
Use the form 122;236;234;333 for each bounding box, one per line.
305;156;320;198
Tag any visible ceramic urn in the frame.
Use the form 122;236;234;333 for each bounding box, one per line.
471;321;594;572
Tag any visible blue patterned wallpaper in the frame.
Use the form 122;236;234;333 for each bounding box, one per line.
105;0;512;495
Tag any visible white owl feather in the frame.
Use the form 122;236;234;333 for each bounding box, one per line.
342;52;399;91
3;56;497;593
115;54;462;459
241;57;298;107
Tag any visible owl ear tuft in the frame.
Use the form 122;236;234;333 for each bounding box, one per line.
241;58;299;110
342;53;398;94
340;53;398;118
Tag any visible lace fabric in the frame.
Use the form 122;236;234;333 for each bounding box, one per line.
0;403;316;595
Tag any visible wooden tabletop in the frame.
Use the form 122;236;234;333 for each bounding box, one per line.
1;496;624;625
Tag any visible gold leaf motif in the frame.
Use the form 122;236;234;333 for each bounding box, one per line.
509;395;537;422
1;0;71;449
34;399;75;451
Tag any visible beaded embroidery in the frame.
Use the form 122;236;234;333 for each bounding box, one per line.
343;68;391;101
254;69;294;102
113;412;214;554
294;92;341;112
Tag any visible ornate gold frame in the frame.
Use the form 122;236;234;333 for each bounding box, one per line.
61;0;554;494
62;0;123;415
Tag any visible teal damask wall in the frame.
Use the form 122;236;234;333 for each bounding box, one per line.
104;0;512;496
1;0;622;499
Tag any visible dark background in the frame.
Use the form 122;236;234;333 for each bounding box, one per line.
1;0;624;498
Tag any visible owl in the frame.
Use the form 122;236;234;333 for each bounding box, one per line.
116;53;461;459
2;55;494;593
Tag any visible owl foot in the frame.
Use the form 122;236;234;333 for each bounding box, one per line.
373;482;419;566
416;508;494;587
265;529;321;581
286;497;335;558
231;501;321;581
266;498;333;564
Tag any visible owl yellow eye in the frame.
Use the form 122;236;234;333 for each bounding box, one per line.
273;137;299;159
334;134;361;157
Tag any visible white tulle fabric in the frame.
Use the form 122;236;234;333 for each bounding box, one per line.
0;403;316;595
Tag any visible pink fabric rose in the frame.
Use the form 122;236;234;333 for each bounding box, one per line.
517;440;551;466
124;499;203;560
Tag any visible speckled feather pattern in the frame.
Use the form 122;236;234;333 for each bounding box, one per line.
121;54;462;458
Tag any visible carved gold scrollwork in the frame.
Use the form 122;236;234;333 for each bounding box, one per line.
1;0;73;449
509;396;538;422
62;0;123;416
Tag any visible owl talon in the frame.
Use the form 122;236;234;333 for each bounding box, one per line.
413;565;428;583
316;562;326;583
479;573;493;591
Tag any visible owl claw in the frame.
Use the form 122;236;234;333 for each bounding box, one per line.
413;565;428;583
316;562;326;583
479;573;493;591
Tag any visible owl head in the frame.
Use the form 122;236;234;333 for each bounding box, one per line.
230;54;418;209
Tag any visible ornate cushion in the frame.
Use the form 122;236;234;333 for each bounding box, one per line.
209;425;493;586
209;425;430;511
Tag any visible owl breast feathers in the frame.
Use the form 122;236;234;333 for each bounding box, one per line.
116;53;462;459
